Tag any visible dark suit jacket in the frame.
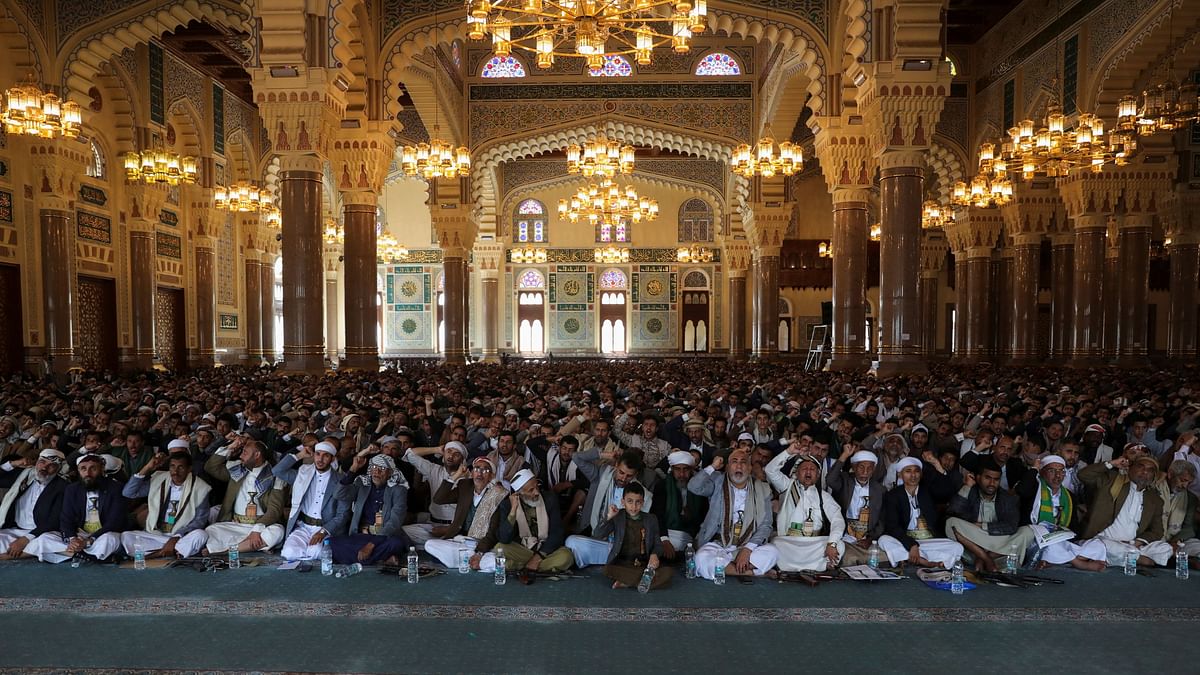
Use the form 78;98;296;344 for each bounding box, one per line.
1078;462;1164;541
1;474;67;536
337;474;408;537
496;489;565;554
826;462;885;540
60;477;127;539
594;510;664;564
960;453;1029;492
882;484;944;551
946;486;1021;536
651;473;708;537
432;478;503;554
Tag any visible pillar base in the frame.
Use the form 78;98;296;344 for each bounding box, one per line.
1114;355;1150;368
829;354;870;371
278;354;324;374
1007;355;1042;366
1068;355;1107;368
342;353;380;371
443;351;468;366
727;350;749;361
876;355;928;377
479;351;500;364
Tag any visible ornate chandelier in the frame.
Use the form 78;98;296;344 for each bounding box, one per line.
732;125;803;179
377;232;409;263
567;135;635;178
998;105;1110;179
467;0;707;69
400;130;471;180
262;205;281;229
952;142;1013;209
921;201;952;229
1115;84;1199;139
123;148;199;186
214;182;268;212
323;220;344;245
675;245;713;264
558;177;658;238
869;223;882;241
818;241;832;258
594;244;630;264
511;246;548;264
1;76;82;140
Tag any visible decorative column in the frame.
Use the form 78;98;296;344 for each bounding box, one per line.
948;207;1002;362
260;249;277;363
875;151;926;373
723;241;751;360
950;246;968;360
30;143;87;373
244;247;263;362
194;234;217;368
324;234;341;366
334;132;391;371
1114;171;1171;365
961;248;992;362
1102;229;1119;361
1059;174;1115;366
1165;191;1200;362
474;242;503;363
1008;234;1041;364
918;230;949;359
814;121;874;369
125;184;165;371
746;201;789;360
1049;233;1074;360
432;186;476;365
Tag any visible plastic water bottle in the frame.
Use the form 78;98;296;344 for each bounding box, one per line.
494;550;507;585
1124;549;1139;576
1176;550;1190;580
406;546;419;584
637;566;655;593
320;538;334;576
951;560;965;595
684;543;696;579
133;543;146;571
335;563;363;578
228;546;241;569
1004;544;1019;574
714;556;726;585
458;546;471;574
867;541;881;570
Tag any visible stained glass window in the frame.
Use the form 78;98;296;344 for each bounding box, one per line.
588;55;633;77
694;52;741;76
599;269;627;289
481;55;526;78
678;198;713;242
515;199;547;243
85;139;106;179
597;221;629;243
519;270;545;288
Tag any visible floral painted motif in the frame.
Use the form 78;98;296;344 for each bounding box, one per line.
599;269;627;289
519;270;545;288
588;55;633;77
482;55;527;78
694;52;741;76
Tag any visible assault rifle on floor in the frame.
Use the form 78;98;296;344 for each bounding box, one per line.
968;570;1066;588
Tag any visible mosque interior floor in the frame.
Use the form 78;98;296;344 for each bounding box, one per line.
1;557;1197;673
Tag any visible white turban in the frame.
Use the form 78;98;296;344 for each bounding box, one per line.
167;439;190;451
1040;455;1066;469
511;469;537;491
443;441;467;456
314;441;338;456
894;456;922;473
850;450;878;465
668;451;696;468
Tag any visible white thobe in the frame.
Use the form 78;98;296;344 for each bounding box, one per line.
773;483;845;572
1091;487;1173;566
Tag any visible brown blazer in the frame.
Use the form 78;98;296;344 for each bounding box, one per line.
1078;462;1164;541
432;477;502;554
204;451;285;527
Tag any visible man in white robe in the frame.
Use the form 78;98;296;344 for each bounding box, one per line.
765;449;844;571
120;446;210;558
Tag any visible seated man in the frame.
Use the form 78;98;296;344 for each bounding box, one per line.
331;452;410;565
120;451;211;559
1079;455;1172;568
493;470;573;573
944;460;1034;571
878;457;964;569
1014;455;1105;571
566;449;652;568
424;457;507;572
202;436;286;554
0;449;68;560
688;449;778;579
827;448;885;566
650;451;707;560
535;435;588;529
401;439;467;549
765;448;844;572
1162;460;1200;569
26;454;126;563
595;482;672;590
274;441;350;561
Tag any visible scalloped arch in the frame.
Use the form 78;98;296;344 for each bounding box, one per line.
927;136;968;204
0;6;50;82
56;0;250;105
502;172;726;230
167;97;207;157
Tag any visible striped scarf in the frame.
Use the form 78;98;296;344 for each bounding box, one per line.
1038;482;1072;529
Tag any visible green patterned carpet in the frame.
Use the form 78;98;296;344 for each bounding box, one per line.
1;559;1198;673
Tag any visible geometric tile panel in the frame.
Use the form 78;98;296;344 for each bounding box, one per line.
155;287;181;372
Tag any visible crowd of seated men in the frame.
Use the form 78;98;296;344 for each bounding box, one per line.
1;360;1197;588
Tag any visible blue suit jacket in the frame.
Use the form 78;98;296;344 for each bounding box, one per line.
60;477;127;539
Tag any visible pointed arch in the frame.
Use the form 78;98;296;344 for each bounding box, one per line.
166;98;208;158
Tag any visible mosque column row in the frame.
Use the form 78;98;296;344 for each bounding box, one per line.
125;183;167;371
918;231;948;359
747;200;788;360
324;238;341;366
29;143;86;374
1165;190;1200;361
432;179;477;365
725;231;751;361
336;133;391;371
474;243;503;363
243;220;264;363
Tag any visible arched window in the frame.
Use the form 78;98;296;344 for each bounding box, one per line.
678;198;713;242
85;139;106;179
588;55;633;77
518;269;545;288
481;55;527;78
597;220;630;243
598;269;627;289
694;52;741;76
514;199;547;243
